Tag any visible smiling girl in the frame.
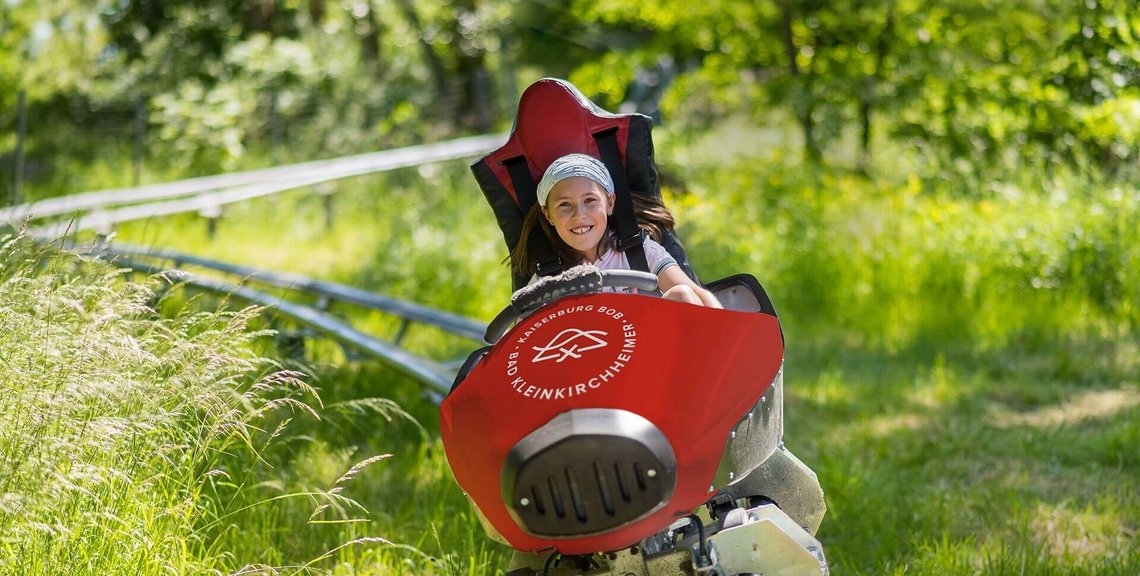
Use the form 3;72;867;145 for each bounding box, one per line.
509;153;721;308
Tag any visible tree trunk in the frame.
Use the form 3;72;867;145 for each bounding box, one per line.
859;99;872;172
393;0;453;108
308;0;325;23
450;0;494;131
780;1;820;163
242;0;276;34
859;3;894;173
357;2;381;67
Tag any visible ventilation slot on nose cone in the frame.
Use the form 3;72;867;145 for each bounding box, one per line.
594;460;614;514
502;409;676;537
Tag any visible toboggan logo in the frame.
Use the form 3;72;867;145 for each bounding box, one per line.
505;303;637;400
531;329;608;363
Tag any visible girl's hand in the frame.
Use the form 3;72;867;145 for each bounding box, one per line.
657;266;723;309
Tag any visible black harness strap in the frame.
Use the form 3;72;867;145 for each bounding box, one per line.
502;132;647;280
503;155;562;277
593;127;648;273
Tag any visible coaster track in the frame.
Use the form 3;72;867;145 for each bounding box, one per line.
9;134;508;397
93;243;483;399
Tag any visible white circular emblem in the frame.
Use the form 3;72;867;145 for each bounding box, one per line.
504;303;637;400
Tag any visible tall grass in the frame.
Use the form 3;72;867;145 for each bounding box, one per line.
0;232;322;574
189;361;506;575
662;131;1139;574
666;131;1139;352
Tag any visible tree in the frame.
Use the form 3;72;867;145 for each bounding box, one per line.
391;0;499;131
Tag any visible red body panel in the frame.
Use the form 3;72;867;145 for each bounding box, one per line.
440;294;783;554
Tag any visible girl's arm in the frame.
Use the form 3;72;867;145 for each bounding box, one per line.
657;266;724;309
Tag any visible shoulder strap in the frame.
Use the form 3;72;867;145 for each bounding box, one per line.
503;156;563;279
593;128;648;273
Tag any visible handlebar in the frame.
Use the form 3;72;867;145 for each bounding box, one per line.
484;266;658;344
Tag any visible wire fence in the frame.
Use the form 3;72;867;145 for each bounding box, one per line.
3;92;143;206
1;85;491;208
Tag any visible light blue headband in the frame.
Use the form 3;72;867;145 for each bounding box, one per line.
536;153;615;207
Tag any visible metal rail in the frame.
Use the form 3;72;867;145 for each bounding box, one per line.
1;157;338;222
4;133;507;236
111;256;470;398
101;243;487;342
21;134;508;396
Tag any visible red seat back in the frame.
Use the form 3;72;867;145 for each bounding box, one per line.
471;78;695;290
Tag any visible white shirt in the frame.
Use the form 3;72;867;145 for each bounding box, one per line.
593;237;677;275
593;237;677;294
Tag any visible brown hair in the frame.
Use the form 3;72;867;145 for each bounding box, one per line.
507;191;677;276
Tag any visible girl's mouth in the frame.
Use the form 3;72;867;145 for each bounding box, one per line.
570;225;593;235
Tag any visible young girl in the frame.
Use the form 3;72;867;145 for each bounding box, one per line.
509;153;722;308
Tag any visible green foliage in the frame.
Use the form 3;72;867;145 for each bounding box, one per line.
671;144;1139;351
204;361;509;575
150;81;254;172
6;0;1140;200
664;129;1138;569
564;0;1140;179
0;232;318;574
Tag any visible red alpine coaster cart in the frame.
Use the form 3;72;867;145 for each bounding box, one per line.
440;79;828;576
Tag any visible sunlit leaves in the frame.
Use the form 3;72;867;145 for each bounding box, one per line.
5;0;1140;189
567;52;636;111
564;0;1139;176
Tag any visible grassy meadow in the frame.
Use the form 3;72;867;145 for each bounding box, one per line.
2;123;1138;575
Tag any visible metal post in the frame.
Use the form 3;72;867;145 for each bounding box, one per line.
318;182;335;231
393;318;411;345
474;68;491;132
499;34;519;118
13;90;27;205
269;92;281;163
133;94;145;187
199;205;222;239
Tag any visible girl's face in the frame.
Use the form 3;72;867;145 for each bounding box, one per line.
542;176;613;261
